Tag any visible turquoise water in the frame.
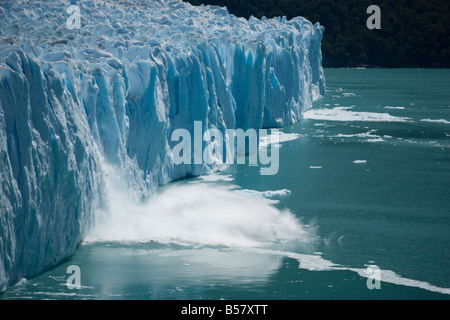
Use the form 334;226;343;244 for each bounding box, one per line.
1;69;449;300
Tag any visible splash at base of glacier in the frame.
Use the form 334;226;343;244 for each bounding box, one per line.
0;0;324;291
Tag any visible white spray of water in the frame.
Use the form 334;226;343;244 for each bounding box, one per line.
86;164;313;247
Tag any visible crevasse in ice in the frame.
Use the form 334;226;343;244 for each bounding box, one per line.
0;0;324;290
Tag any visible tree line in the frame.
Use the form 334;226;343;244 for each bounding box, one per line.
186;0;450;68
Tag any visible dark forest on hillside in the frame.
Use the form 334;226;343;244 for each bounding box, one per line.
186;0;450;68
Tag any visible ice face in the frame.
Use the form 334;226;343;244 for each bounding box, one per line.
0;47;102;291
0;0;324;290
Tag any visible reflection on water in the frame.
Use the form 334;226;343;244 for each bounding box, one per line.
2;242;449;300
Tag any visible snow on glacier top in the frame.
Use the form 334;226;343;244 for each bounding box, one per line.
0;0;320;67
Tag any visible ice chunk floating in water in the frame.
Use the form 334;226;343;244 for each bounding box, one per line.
303;107;411;122
0;0;324;290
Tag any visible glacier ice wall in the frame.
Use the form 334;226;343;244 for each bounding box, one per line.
0;0;324;291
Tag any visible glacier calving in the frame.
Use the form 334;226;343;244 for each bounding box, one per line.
0;0;324;291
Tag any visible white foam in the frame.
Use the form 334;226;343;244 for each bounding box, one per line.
309;166;322;169
249;249;338;271
420;119;450;124
353;160;367;164
303;107;412;123
347;267;450;296
251;249;450;295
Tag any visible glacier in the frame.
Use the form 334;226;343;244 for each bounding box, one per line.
0;0;324;291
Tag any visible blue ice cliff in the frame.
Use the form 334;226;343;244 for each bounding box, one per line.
0;0;324;291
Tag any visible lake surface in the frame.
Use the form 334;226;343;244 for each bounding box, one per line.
2;68;449;300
